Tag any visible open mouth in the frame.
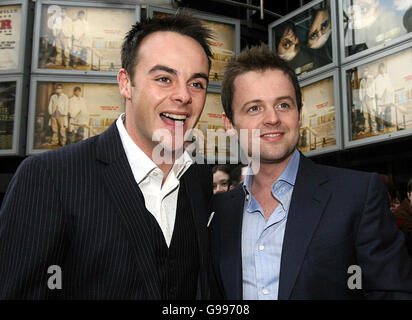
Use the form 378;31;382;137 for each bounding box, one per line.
160;112;188;123
261;133;281;137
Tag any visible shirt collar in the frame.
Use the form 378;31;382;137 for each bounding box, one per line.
243;148;300;196
116;113;193;184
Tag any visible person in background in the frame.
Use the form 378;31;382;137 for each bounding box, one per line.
393;177;412;256
68;86;89;142
212;165;231;194
48;83;69;146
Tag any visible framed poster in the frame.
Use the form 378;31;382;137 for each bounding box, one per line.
0;1;28;73
191;88;237;164
27;76;125;154
342;41;412;148
32;0;139;75
146;5;240;87
0;76;24;156
339;0;412;64
268;0;338;80
298;69;342;156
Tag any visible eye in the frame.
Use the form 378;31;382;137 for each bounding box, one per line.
247;105;260;113
276;102;290;110
320;20;330;32
309;30;319;40
156;77;171;84
190;81;205;90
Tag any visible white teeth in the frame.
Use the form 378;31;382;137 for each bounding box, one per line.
162;113;187;120
263;133;280;137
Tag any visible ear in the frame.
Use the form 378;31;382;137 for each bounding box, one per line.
298;110;303;128
117;68;132;100
222;112;236;136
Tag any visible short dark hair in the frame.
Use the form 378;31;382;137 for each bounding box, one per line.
73;87;81;92
121;12;214;83
221;44;302;123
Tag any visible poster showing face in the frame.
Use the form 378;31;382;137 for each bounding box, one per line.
347;47;412;141
0;81;16;150
298;77;336;152
153;11;236;83
0;5;21;70
194;92;229;159
343;0;412;57
272;0;332;76
32;81;125;150
37;4;136;71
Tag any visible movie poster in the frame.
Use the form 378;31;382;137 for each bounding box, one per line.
342;0;412;57
0;81;16;150
347;46;412;141
194;92;229;159
298;76;336;152
0;5;21;70
271;0;333;76
202;20;236;83
32;81;125;150
37;4;136;71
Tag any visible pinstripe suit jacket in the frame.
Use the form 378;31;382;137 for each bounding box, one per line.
0;123;213;299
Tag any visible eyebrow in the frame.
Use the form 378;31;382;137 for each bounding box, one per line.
242;96;296;109
149;65;209;84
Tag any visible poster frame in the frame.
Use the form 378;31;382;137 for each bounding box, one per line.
26;74;123;155
31;0;140;76
0;0;29;74
299;68;343;157
268;0;339;81
341;40;412;149
0;75;24;156
337;0;412;65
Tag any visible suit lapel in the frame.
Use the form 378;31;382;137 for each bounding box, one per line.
220;185;245;300
278;156;331;300
96;123;161;299
183;166;210;299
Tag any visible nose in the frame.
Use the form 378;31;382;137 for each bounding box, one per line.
171;83;192;105
263;107;281;126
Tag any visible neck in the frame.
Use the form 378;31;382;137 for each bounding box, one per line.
124;113;175;182
251;152;294;190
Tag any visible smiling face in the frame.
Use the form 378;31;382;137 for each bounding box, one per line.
118;31;209;158
224;69;301;166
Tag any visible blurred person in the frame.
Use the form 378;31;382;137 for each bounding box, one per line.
68;87;89;142
210;45;412;300
307;9;331;49
72;10;90;67
375;62;395;131
276;23;312;74
52;7;73;67
0;14;217;299
48;83;69;146
359;66;378;134
212;165;231;194
307;8;333;68
393;177;412;234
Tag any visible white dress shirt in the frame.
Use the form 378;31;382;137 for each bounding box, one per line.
116;114;193;247
69;96;89;126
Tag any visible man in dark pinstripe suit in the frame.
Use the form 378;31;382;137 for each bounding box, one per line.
0;14;216;300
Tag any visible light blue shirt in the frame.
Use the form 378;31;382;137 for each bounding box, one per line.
241;149;300;300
